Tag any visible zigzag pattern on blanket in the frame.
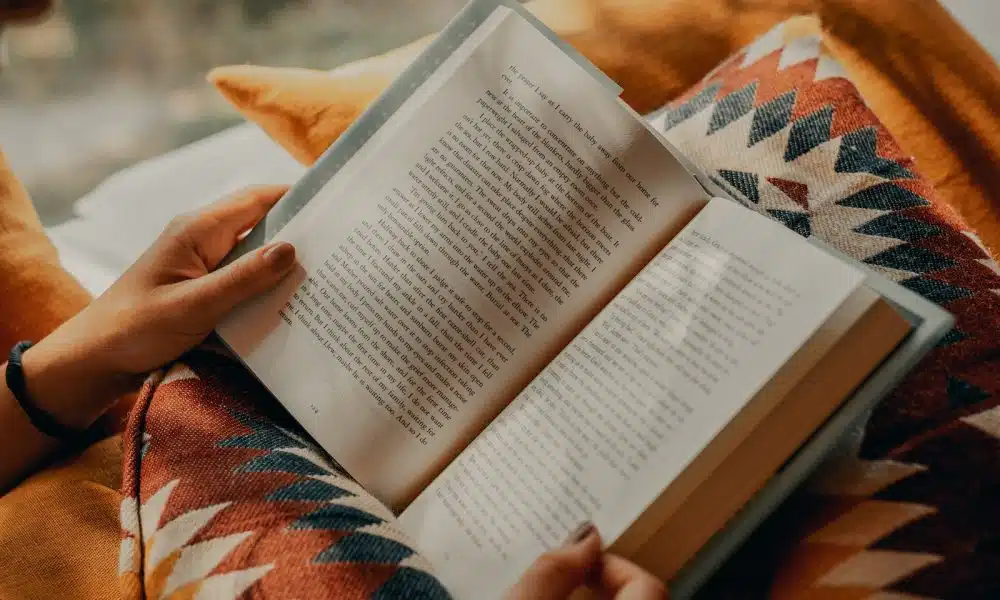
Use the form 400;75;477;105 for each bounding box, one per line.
654;20;1000;600
119;356;451;600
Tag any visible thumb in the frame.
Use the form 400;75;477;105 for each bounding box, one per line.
187;241;297;317
505;523;602;600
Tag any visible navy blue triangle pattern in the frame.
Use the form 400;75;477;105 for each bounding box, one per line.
661;82;722;131
865;245;956;274
373;566;452;600
935;327;969;348
291;503;384;532
221;408;352;478
767;210;811;237
315;532;414;564
838;183;930;211
266;478;355;502
901;276;973;304
836;128;915;179
219;410;306;450
237;451;332;477
946;376;991;410
749;91;795;147
718;169;760;203
855;213;942;242
708;82;757;135
784;105;833;161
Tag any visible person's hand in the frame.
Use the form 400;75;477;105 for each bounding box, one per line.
505;524;667;600
22;185;297;428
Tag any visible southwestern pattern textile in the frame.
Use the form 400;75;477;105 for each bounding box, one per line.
654;18;1000;600
119;19;1000;600
119;353;450;600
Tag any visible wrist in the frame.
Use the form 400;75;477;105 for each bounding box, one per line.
19;321;141;430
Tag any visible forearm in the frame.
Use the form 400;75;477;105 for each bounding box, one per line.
0;185;296;492
0;375;61;491
0;319;139;491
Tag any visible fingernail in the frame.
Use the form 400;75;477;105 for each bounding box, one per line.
563;521;596;546
262;242;296;271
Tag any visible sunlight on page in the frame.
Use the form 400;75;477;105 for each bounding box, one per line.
399;198;865;598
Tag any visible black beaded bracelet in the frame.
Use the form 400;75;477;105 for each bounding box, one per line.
6;341;85;442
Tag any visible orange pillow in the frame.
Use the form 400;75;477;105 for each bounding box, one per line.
210;0;1000;257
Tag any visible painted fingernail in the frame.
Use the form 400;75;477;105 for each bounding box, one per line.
563;521;596;546
262;242;296;270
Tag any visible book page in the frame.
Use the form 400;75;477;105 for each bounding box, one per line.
218;6;709;508
399;198;866;597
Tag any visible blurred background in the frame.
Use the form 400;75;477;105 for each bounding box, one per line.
0;0;463;225
0;1;995;227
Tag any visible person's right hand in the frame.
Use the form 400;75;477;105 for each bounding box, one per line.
504;524;667;600
20;185;296;431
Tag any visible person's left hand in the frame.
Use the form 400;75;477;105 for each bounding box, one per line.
23;185;297;428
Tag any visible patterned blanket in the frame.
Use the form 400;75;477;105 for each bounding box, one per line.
119;352;450;599
654;19;1000;600
119;19;1000;600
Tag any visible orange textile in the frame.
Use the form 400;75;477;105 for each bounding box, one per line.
210;0;1000;256
0;149;121;600
0;436;122;600
0;150;91;348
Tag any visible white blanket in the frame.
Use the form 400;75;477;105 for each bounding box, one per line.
47;124;305;295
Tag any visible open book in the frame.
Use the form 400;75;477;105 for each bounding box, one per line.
218;2;940;597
